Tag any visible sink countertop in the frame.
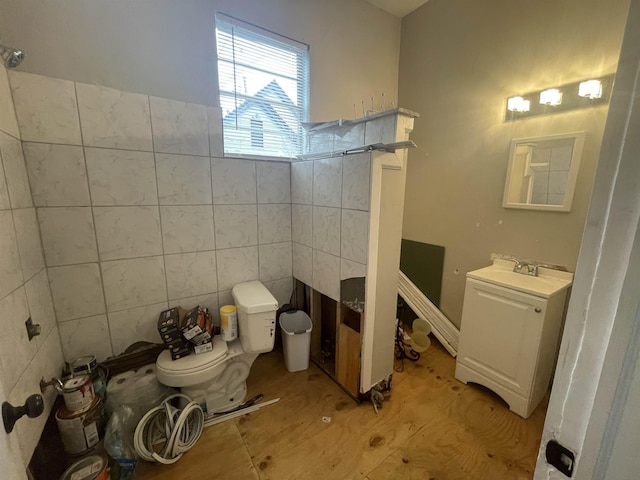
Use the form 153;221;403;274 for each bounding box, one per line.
467;259;573;298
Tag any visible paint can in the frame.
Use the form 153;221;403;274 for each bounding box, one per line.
71;355;107;399
62;374;95;413
60;453;110;480
56;395;105;456
220;305;238;341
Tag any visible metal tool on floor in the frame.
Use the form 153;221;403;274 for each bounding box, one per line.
203;396;280;428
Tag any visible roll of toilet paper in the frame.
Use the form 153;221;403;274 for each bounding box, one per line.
106;366;173;422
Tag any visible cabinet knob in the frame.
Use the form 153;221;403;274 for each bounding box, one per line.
535;307;542;313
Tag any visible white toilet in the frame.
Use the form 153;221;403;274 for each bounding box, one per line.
155;281;278;415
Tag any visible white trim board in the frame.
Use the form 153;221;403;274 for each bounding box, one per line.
398;270;459;356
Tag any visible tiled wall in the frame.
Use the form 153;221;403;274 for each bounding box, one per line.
9;71;293;363
0;66;63;467
292;153;371;302
291;112;405;302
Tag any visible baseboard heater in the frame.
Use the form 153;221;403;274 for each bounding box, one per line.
398;270;459;357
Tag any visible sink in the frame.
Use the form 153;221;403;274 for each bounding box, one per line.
466;259;573;298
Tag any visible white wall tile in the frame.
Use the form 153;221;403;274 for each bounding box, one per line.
313;250;340;302
258;204;291;244
313;157;342;208
257;161;290;204
334;123;365;152
0;287;36;392
101;256;167;312
217;290;234;309
169;293;218;317
292;204;312;247
9;71;81;144
313;206;341;256
13;208;44;280
259;242;292;282
208;106;224;157
0;131;32;208
94;206;162;260
341;209;369;264
341;258;366;280
76;83;152;151
291;161;313;205
150;96;209;156
216;246;259;291
165;250;217;300
263;277;293;307
48;263;105;321
308;131;334;154
23;143;90;206
38;207;98;266
0;210;24;298
0;66;19;138
85;148;157;206
160;205;215;254
24;269;56;350
108;302;168;354
364;115;396;145
211;158;256;205
214;205;257;249
156;153;211;205
292;242;312;286
58;314;113;362
342;153;371;211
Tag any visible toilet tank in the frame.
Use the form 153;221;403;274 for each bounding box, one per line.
231;281;278;354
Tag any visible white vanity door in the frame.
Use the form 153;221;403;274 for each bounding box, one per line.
457;278;547;397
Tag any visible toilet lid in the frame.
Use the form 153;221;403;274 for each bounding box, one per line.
156;339;228;375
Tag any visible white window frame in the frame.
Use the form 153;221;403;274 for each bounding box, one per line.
215;13;310;160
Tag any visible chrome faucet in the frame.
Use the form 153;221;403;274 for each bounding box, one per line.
513;259;528;274
513;259;538;276
526;264;539;276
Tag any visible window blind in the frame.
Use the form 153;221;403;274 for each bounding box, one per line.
216;13;310;159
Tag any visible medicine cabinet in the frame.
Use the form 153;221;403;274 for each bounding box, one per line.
503;132;585;212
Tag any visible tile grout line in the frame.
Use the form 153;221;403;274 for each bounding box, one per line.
74;79;116;359
148;95;172;319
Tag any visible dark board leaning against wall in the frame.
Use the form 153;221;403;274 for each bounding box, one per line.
398;239;445;327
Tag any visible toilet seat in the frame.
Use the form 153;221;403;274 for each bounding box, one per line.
156;340;229;387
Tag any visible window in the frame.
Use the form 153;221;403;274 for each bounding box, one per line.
215;13;310;159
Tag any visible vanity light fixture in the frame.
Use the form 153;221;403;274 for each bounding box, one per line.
578;79;603;99
505;73;614;122
539;88;563;106
507;96;531;113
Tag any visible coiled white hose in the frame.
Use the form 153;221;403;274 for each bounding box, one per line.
133;393;204;465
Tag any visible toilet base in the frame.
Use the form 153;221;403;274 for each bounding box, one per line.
182;352;258;415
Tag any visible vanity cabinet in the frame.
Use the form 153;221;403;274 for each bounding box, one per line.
455;261;572;418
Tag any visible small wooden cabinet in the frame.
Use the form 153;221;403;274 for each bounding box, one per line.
455;266;572;418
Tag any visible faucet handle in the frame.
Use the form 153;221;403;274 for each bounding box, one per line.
527;264;539;276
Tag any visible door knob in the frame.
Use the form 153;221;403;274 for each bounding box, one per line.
535;307;542;313
2;394;44;433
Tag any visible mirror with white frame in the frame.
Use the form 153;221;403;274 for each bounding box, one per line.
503;132;585;212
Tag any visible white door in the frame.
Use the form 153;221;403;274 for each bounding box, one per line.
534;0;640;477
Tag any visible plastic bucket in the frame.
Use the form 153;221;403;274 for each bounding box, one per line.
279;311;313;372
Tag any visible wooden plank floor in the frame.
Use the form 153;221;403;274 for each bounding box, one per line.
135;339;547;480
